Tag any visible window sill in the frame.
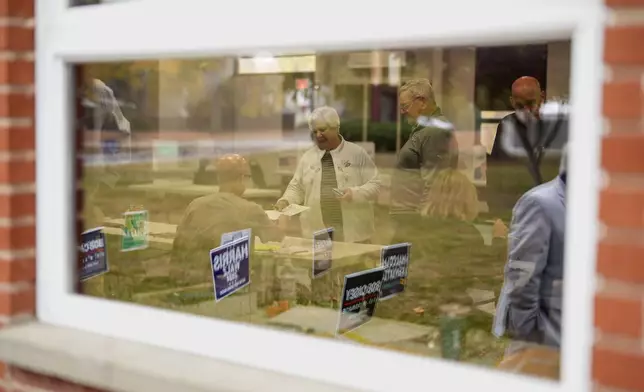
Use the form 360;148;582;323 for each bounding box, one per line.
0;322;357;392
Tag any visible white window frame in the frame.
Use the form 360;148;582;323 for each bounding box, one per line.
35;1;605;391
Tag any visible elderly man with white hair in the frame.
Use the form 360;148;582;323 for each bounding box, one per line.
275;106;381;243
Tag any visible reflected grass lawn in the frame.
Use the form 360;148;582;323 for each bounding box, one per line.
80;158;561;367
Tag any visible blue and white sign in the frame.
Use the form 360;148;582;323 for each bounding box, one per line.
337;266;385;335
221;228;252;246
101;137;132;163
79;227;109;281
102;139;120;156
312;227;334;278
380;243;411;300
210;236;251;302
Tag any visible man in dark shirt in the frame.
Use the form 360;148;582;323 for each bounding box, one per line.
390;78;459;242
487;76;566;221
491;76;544;163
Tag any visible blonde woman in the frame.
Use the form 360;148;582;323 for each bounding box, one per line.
421;169;480;222
378;168;506;334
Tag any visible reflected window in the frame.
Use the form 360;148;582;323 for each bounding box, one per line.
76;41;570;381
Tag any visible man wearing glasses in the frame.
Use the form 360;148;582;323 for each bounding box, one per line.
390;78;459;242
275;106;381;243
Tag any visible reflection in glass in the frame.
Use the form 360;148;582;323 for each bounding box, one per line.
75;42;570;380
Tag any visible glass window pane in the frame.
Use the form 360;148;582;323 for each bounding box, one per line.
75;41;570;380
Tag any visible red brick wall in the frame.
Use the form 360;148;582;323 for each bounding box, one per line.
0;1;102;391
1;0;642;391
0;0;36;326
593;1;644;391
0;0;36;342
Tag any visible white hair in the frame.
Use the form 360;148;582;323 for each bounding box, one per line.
399;78;436;103
308;106;340;130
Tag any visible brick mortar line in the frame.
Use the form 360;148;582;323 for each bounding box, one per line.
600;171;644;185
0;216;35;227
0;86;35;94
605;173;644;187
0;281;32;293
0;52;34;61
0;184;36;194
600;221;644;234
0;18;35;28
604;66;644;85
602;70;644;85
0;249;35;260
596;276;644;296
0;151;35;161
0;118;33;127
608;8;644;26
594;330;644;355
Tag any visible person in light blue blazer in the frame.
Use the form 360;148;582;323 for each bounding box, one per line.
493;146;567;354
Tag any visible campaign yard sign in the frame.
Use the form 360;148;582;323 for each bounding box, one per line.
121;210;149;252
336;266;384;335
80;227;109;281
221;228;252;246
312;227;334;278
380;243;411;300
210;236;251;302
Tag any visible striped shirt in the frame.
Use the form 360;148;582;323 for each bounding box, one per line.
320;151;344;240
278;138;381;243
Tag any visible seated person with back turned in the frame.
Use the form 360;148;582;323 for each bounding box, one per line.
171;154;284;286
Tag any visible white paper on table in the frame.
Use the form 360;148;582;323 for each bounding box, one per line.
281;246;311;255
265;204;310;220
281;204;310;217
480;123;498;155
265;210;282;220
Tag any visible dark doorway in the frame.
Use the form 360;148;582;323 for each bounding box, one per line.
474;45;548;111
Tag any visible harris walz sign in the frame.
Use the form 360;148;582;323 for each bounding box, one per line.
79;227;109;281
380;243;411;300
210;235;250;302
336;266;384;335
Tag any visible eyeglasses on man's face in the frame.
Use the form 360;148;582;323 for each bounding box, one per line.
399;96;422;113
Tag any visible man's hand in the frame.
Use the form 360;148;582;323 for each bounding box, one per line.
274;199;290;211
493;218;509;238
336;188;353;202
